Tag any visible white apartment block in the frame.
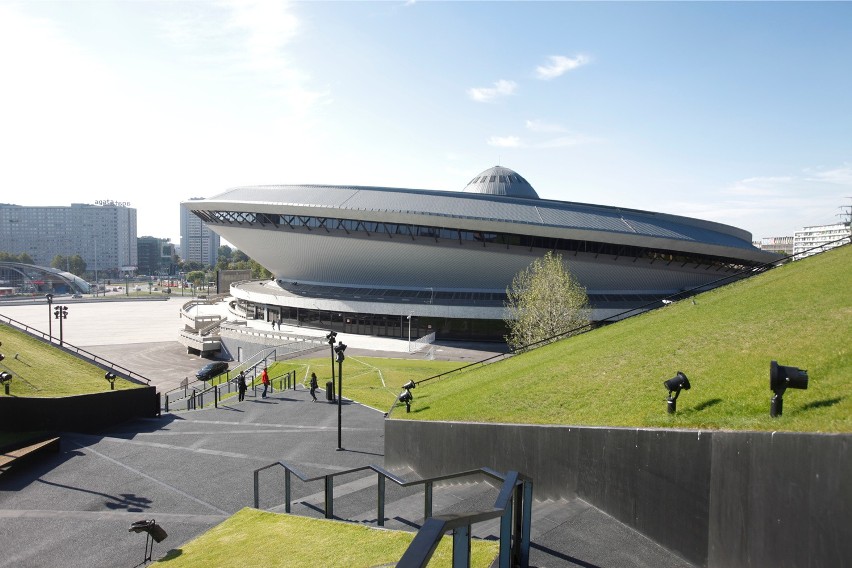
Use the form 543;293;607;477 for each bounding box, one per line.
0;203;137;274
793;222;851;259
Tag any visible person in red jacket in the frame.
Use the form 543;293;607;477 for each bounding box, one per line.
261;367;270;398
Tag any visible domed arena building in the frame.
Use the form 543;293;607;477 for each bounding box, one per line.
183;166;778;341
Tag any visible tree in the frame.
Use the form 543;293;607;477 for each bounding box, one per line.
504;251;591;352
232;249;249;263
51;255;66;270
68;255;87;276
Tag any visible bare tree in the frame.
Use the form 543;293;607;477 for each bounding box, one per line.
504;251;591;352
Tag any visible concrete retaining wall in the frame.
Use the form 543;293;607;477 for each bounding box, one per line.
385;420;851;567
0;387;159;432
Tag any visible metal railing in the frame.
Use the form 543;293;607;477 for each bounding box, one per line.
252;462;532;568
0;312;152;385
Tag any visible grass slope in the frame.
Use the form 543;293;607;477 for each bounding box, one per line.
0;323;139;397
404;245;852;432
156;508;498;568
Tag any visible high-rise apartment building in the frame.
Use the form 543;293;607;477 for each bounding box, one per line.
0;203;137;275
180;199;220;267
793;222;851;259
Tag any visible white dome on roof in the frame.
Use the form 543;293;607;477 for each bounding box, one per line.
462;166;539;199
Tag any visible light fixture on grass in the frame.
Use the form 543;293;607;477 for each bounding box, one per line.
0;371;12;395
770;360;808;417
399;390;413;413
663;371;690;414
105;372;117;390
129;519;167;563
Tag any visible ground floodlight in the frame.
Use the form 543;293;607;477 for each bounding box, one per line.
663;371;690;414
105;372;117;390
403;380;416;391
770;360;808;417
129;519;167;563
0;372;12;382
399;389;413;412
0;353;4;362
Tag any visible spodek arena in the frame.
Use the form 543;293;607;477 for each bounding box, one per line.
183;166;778;341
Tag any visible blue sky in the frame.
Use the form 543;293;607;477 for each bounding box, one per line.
1;1;850;245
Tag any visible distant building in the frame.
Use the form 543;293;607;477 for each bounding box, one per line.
794;222;852;259
137;236;176;276
0;203;137;276
180;199;220;267
756;236;794;256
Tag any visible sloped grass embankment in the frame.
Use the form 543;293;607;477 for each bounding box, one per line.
403;245;851;432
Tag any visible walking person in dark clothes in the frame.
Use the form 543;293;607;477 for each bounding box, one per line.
237;372;247;402
309;372;318;402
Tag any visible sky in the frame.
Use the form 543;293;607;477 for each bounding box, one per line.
1;1;851;246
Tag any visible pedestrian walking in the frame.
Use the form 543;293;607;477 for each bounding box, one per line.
261;367;270;398
237;372;247;402
271;320;275;330
277;319;281;330
309;372;318;402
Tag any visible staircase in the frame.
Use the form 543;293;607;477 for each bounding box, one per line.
254;464;696;568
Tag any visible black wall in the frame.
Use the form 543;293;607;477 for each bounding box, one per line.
0;387;159;432
385;420;851;568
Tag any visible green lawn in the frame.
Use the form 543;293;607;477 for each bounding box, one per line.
285;356;464;412
156;508;498;568
0;323;140;397
397;245;852;432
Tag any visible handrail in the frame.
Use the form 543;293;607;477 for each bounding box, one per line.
0;312;152;385
253;461;532;568
397;470;532;568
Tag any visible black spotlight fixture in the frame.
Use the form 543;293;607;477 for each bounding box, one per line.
399;380;416;413
105;372;117;390
663;371;690;414
399;389;413;413
770;360;808;417
0;371;12;395
129;519;167;563
326;331;338;400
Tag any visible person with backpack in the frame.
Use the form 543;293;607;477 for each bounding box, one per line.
237;372;247;402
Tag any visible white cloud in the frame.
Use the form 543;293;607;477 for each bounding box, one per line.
467;79;518;102
806;165;852;185
535;54;590;80
525;119;567;133
487;136;522;148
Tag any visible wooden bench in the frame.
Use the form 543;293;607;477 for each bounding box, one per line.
0;437;60;470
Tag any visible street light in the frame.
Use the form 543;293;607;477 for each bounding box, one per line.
407;315;412;353
326;331;337;401
45;293;54;343
334;341;347;451
53;305;69;346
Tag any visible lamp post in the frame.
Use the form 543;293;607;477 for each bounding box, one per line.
45;293;54;343
326;331;337;401
334;341;347;451
407;315;412;353
53;305;68;346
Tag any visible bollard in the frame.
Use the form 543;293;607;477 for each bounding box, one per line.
165;394;169;413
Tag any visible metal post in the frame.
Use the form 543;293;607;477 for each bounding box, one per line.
377;474;386;527
214;384;218;408
520;480;533;567
285;469;292;514
46;295;53;343
452;525;471;567
499;503;513;568
337;358;343;450
424;480;433;520
324;476;334;519
253;470;260;508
